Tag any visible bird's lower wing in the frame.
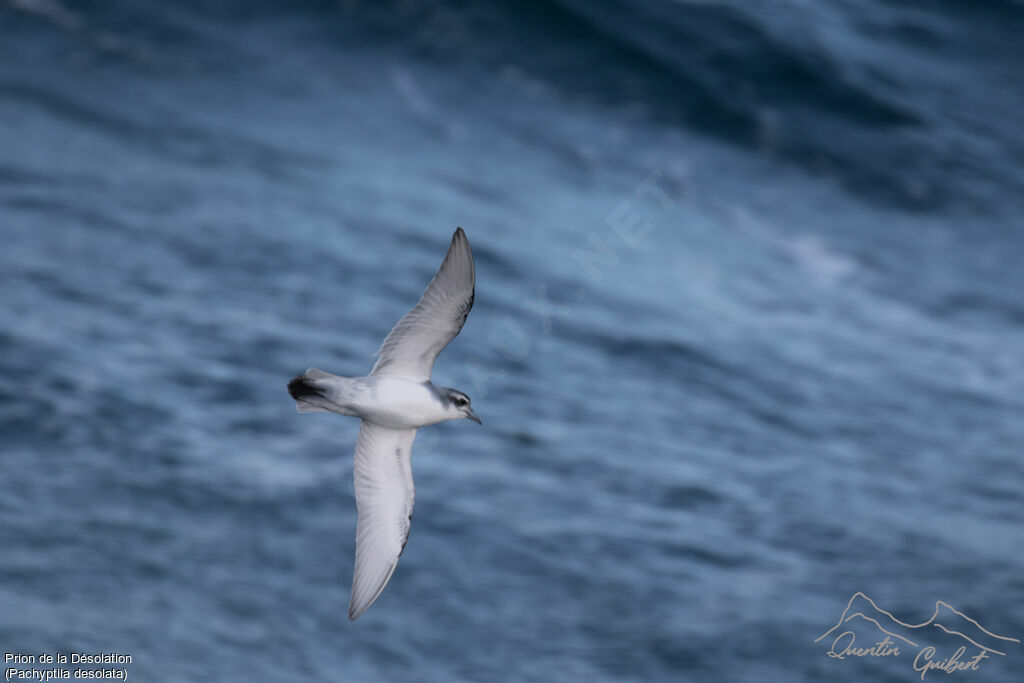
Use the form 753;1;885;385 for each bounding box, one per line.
349;421;418;620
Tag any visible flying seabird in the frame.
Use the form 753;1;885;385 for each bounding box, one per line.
287;227;480;621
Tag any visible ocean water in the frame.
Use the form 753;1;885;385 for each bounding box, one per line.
2;1;1023;681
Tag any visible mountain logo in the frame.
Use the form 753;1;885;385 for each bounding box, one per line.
815;592;1019;679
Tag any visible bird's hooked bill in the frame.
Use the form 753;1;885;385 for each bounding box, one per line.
466;408;482;425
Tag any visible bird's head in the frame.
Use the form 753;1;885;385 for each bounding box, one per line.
443;388;481;424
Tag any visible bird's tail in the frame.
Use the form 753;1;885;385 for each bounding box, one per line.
287;368;337;413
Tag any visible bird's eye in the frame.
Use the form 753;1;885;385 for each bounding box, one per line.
456;397;468;406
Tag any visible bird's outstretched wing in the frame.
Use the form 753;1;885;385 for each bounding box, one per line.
349;421;418;621
370;228;475;382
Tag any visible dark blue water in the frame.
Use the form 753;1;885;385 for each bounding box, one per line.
2;1;1023;681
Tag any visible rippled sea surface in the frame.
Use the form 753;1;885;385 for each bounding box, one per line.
2;1;1023;681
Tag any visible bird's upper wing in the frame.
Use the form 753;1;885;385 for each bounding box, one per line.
370;228;475;382
349;420;418;621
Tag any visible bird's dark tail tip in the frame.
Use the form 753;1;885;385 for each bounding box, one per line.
288;372;331;413
288;376;323;401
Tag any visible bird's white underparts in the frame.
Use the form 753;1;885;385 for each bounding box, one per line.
288;227;479;621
